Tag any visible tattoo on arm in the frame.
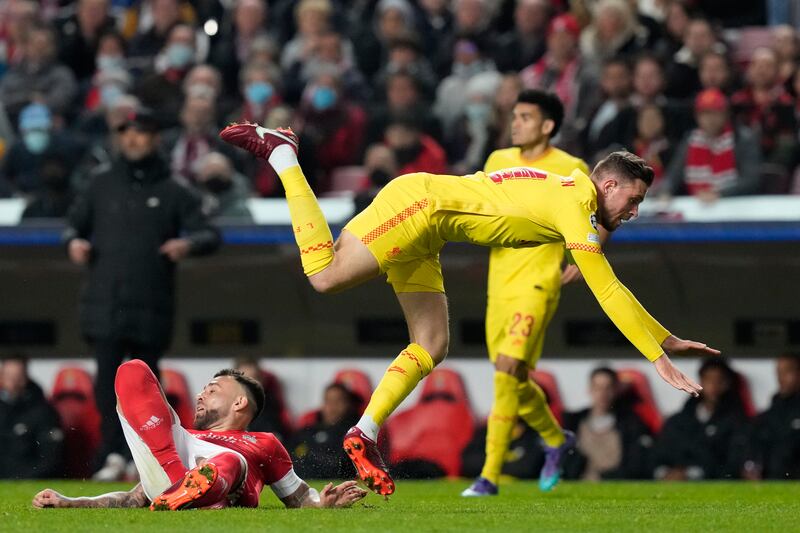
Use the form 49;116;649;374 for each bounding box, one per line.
70;484;148;508
280;482;312;509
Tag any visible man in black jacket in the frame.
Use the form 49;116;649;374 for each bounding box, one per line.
63;107;221;479
0;355;64;479
745;353;800;479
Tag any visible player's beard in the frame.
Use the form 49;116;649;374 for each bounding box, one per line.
194;407;221;430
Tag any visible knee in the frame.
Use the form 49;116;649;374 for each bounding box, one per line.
115;359;154;389
494;354;528;381
419;334;449;365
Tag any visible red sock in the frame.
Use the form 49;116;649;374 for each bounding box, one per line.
187;452;244;509
115;359;187;483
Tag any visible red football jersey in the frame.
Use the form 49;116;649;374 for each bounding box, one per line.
188;430;294;507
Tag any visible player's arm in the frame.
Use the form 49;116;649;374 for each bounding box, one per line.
280;480;367;509
562;226;610;284
569;248;708;396
32;484;148;509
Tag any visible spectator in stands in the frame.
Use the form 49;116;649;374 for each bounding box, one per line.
491;0;550;73
164;93;231;184
0;354;64;479
562;367;653;480
193;152;253;220
661;88;761;201
126;0;191;69
653;0;689;60
461;419;543;481
233;356;292;442
355;143;398;212
56;0;116;82
446;72;502;173
664;17;720;99
385;116;447;176
1;103;83;200
372;34;438;102
0;24;79;121
579;57;633;161
771;25;798;85
698;50;737;95
653;357;749;480
731;47;797;192
135;23;197;128
434;0;496;78
434;36;499;141
230;61;284;125
629;104;674;190
293;67;367;192
0;0;39;77
209;0;272;93
76;67;133;142
351;0;416;80
290;383;359;479
520;13;595;153
744;353;800;480
280;0;337;72
182;64;233;123
579;0;646;64
62;105;220;480
483;73;523;155
415;0;453;56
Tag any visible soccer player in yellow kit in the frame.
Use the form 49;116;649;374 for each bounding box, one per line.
462;90;590;498
219;122;719;498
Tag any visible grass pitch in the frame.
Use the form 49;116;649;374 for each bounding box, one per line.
3;479;799;532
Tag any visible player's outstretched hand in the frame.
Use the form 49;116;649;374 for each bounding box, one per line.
32;489;70;508
654;353;702;397
561;264;584;285
319;481;368;508
661;335;721;358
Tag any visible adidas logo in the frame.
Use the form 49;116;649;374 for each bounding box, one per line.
139;415;164;431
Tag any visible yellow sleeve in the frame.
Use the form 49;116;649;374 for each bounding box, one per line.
577;159;590;175
483;151;502;173
570;249;665;362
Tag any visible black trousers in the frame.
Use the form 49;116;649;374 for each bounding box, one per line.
93;337;162;468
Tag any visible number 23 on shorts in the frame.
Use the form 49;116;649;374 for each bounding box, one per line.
509;312;534;337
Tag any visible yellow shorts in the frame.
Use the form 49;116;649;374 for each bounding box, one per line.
485;288;560;366
343;173;445;293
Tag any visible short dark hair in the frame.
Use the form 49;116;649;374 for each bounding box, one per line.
214;368;265;419
515;89;565;137
778;352;800;368
590;366;618;385
593;151;655;187
698;357;735;382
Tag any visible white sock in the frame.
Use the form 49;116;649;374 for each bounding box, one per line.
356;414;380;442
268;144;299;174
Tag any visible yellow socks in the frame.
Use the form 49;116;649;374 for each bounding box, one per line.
480;372;520;484
517;379;564;448
277;165;334;276
361;344;435;431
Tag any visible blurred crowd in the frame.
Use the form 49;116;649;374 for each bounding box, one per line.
2;0;800;220
1;352;798;481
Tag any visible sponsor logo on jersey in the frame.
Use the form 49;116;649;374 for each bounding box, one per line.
588;232;600;244
560;175;575;187
590;213;598;230
243;434;257;444
488;167;548;184
139;415;164;431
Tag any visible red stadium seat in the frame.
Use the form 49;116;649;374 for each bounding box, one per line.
327;166;370;194
333;368;373;414
735;372;757;418
50;367;101;478
529;369;564;425
161;368;195;429
617;368;662;434
385;368;475;477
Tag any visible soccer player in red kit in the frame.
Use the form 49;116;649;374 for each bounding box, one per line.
32;360;366;510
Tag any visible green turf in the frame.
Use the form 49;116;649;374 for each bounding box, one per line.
4;479;800;532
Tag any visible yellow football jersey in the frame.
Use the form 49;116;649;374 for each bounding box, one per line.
484;147;589;297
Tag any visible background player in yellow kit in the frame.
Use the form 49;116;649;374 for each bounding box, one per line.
220;122;720;498
462;90;590;498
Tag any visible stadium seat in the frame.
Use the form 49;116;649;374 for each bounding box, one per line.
385;368;475;477
161;368;195;429
529;369;565;425
50;367;101;478
617;368;663;434
327;166;370;195
735;371;757;418
333;368;373;414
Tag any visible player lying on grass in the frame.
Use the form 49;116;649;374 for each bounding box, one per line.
219;123;720;497
32;360;366;510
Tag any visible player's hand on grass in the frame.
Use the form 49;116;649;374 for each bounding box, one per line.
661;335;721;358
319;481;368;508
654;353;703;397
32;489;71;508
561;264;584;285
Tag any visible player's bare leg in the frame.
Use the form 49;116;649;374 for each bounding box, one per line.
345;292;449;496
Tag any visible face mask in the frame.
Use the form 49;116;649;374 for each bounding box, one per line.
465;103;490;123
23;130;50;154
245;81;273;105
369;169;393;187
96;55;125;71
186;82;216;99
165;43;194;69
100;84;124;108
204;175;232;194
311;86;337;111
